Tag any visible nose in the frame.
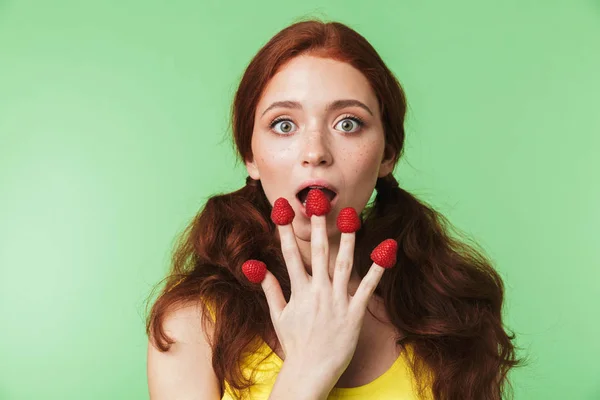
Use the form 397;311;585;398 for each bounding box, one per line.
301;131;333;167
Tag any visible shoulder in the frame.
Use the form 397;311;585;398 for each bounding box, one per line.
147;302;220;399
160;301;215;345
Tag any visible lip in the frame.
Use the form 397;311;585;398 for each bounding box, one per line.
294;179;339;197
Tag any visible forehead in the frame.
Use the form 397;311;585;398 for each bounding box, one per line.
256;55;379;115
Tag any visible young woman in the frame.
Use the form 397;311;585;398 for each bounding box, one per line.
146;19;522;400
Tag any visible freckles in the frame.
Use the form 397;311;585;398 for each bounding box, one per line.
356;146;382;175
260;150;289;170
274;145;296;162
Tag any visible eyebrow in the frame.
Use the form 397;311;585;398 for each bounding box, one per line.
260;99;374;118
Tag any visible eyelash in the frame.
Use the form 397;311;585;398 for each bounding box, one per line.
269;114;365;134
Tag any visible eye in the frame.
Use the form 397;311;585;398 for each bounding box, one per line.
270;117;297;135
269;114;365;135
334;115;365;133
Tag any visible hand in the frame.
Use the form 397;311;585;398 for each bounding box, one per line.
254;198;396;383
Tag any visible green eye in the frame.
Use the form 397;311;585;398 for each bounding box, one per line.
269;115;365;135
335;116;365;133
270;118;296;134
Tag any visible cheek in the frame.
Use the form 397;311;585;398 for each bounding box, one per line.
342;143;383;177
253;146;294;201
256;149;291;174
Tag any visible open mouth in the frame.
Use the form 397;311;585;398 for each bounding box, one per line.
296;186;337;207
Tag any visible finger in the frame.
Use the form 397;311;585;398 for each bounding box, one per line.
332;232;355;305
349;263;385;316
310;214;330;285
261;269;287;320
277;224;309;290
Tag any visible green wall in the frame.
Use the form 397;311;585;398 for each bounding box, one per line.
1;1;598;399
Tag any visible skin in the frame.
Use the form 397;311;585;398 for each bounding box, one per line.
245;54;395;293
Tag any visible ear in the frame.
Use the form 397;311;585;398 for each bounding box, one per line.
377;144;396;178
245;157;260;180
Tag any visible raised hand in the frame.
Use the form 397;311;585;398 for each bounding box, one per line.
241;189;397;394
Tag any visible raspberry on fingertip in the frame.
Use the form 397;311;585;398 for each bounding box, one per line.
305;189;331;217
370;239;398;268
242;259;267;283
271;197;295;225
337;207;361;233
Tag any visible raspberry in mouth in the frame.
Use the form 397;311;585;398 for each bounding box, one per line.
296;186;337;207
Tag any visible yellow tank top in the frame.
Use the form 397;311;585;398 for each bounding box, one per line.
200;297;432;399
221;339;433;400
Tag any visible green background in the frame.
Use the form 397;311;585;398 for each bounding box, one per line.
1;1;598;399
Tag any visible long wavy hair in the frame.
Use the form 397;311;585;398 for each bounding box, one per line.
146;18;525;400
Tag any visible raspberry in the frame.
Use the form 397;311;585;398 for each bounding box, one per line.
305;188;331;217
242;259;267;283
271;197;295;225
370;239;398;269
337;207;361;233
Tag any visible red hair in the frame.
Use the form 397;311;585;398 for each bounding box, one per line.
146;18;525;399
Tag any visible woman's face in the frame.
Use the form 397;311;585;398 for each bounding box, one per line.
246;55;395;241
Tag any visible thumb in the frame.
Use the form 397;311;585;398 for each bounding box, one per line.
261;269;286;320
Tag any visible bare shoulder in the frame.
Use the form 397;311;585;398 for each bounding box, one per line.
159;301;214;344
147;302;220;400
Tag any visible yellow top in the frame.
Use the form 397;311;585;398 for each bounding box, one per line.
198;296;432;399
221;339;433;400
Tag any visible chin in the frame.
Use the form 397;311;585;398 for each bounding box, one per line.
291;220;311;242
291;216;341;242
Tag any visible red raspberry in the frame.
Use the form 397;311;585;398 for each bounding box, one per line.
337;207;361;233
305;189;331;217
242;259;267;283
271;197;295;225
370;239;398;269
